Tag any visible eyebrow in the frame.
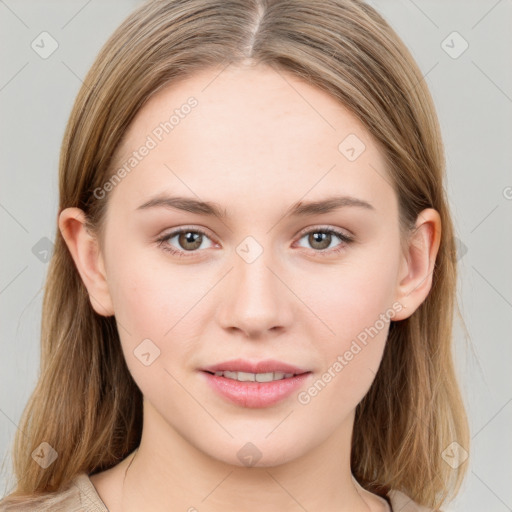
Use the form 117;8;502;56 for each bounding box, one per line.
136;194;375;219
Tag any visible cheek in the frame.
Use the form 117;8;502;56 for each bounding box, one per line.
298;244;399;404
294;291;391;424
106;248;210;377
107;240;200;335
110;266;166;338
304;240;399;338
107;260;193;406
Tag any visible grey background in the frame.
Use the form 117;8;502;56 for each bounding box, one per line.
1;1;511;510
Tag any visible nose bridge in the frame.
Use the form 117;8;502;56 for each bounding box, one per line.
234;233;280;307
217;234;291;336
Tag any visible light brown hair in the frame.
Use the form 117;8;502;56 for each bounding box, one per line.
1;0;470;509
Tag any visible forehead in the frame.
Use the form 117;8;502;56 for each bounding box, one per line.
108;64;394;215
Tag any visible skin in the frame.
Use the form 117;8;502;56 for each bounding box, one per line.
59;62;441;512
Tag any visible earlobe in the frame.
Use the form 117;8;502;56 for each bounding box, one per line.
393;208;442;321
58;207;114;317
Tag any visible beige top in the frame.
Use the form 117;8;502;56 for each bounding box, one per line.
0;472;439;511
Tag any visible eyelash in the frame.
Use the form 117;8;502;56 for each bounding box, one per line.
156;226;354;258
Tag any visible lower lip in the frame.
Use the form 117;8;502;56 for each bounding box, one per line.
200;371;312;408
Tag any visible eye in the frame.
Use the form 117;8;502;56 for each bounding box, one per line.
156;225;354;258
295;227;354;256
156;227;215;257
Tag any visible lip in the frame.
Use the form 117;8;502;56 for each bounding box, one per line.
200;371;312;408
199;358;312;408
200;358;310;375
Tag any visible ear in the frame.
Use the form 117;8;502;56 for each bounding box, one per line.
58;207;114;317
392;208;442;321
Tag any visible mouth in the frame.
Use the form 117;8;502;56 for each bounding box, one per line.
200;358;310;376
202;369;310;382
199;358;313;408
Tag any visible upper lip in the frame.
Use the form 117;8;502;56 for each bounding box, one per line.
201;358;310;375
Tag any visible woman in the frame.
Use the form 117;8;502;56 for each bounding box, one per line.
0;0;469;510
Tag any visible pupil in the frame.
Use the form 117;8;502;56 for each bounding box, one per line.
180;231;202;250
311;232;330;249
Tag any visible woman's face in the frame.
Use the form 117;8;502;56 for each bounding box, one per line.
96;64;411;466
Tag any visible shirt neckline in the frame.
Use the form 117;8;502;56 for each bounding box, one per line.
81;472;394;511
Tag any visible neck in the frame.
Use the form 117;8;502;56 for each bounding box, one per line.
117;401;382;512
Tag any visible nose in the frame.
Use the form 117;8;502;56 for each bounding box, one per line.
216;242;294;339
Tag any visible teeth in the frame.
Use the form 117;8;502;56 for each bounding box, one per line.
213;371;295;382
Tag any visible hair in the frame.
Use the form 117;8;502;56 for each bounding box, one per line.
1;0;470;509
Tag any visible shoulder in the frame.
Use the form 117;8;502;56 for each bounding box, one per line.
388;489;443;512
0;473;108;512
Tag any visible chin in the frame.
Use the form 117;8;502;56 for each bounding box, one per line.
206;439;304;469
